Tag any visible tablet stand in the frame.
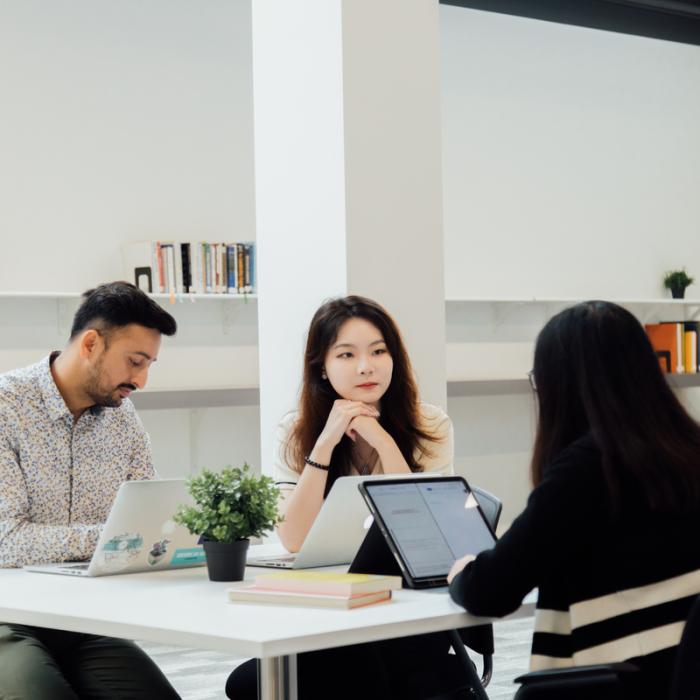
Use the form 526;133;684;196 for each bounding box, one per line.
348;521;403;581
348;522;490;699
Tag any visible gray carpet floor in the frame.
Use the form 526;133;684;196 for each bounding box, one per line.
138;615;533;700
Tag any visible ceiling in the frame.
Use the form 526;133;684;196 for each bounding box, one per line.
441;0;700;46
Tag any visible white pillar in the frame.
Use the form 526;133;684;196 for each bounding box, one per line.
254;0;446;476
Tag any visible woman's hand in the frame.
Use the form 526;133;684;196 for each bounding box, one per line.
317;400;379;450
447;554;476;584
346;415;389;448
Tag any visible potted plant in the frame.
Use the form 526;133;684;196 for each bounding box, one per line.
664;268;694;299
174;464;280;582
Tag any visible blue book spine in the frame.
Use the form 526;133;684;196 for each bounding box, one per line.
227;245;236;293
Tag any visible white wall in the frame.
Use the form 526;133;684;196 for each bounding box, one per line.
0;1;259;478
3;3;700;522
441;6;700;300
0;293;262;478
140;405;261;480
0;0;255;293
440;7;700;523
448;392;535;529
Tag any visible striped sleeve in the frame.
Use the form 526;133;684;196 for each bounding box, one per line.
531;573;700;671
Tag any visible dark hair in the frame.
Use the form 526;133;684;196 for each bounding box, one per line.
530;300;700;511
287;295;436;493
70;281;177;339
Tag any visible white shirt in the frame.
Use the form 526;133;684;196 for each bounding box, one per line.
273;402;454;487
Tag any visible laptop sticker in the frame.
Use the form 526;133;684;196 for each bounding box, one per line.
100;532;143;571
171;547;206;566
148;538;171;566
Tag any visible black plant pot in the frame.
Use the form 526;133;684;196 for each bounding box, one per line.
671;285;686;299
202;539;249;582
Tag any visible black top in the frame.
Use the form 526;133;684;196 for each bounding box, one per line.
449;434;700;694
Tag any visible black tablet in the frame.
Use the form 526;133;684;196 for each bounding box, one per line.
358;477;497;588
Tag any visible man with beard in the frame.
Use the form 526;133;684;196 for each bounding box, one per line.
0;281;181;699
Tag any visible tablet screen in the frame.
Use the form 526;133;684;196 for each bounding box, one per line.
362;479;496;581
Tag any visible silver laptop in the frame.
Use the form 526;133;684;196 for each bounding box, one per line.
25;479;205;577
247;473;443;569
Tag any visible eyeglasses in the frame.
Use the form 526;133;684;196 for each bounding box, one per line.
527;370;537;391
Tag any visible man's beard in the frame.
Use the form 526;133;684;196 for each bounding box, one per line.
84;362;135;408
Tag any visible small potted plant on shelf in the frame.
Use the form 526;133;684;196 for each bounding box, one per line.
664;268;695;299
174;464;280;582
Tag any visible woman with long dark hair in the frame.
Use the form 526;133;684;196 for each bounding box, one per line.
226;295;457;700
448;301;700;697
276;294;452;551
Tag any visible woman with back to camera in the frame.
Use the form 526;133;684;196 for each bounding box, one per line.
226;295;468;700
448;301;700;698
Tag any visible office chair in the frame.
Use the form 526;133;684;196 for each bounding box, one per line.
513;663;639;699
513;593;700;699
668;593;700;699
471;486;503;540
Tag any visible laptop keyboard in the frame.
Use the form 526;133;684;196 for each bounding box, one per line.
253;556;295;563
248;555;296;567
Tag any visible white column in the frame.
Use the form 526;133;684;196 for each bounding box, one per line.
254;0;446;476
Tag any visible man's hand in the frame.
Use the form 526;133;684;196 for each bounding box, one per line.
447;553;476;584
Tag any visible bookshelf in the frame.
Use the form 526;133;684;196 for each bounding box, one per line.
3;292;698;512
2;294;697;408
0;292;259;409
445;297;700;396
445;297;700;321
0;292;258;302
131;387;259;410
447;372;700;397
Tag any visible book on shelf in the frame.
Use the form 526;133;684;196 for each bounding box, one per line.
226;244;237;293
164;244;176;295
226;585;393;609
645;322;700;374
251;571;403;596
180;243;191;294
685;327;697;374
121;240;256;295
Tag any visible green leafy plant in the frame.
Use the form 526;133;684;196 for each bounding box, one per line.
174;465;280;543
663;268;694;292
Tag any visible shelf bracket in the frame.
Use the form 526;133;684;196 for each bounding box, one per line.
687;305;700;322
56;298;73;336
492;301;527;329
222;300;245;335
189;408;202;474
637;304;661;324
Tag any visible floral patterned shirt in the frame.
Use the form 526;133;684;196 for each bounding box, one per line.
0;354;154;567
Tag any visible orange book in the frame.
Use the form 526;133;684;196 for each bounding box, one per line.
645;323;680;374
227;586;392;609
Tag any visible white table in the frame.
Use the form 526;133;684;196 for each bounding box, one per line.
0;546;535;700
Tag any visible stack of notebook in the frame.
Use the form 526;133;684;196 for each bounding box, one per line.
227;571;403;609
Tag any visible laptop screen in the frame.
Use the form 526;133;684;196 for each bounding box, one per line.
362;479;496;581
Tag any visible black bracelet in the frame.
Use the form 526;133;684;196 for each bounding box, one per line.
304;455;330;471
